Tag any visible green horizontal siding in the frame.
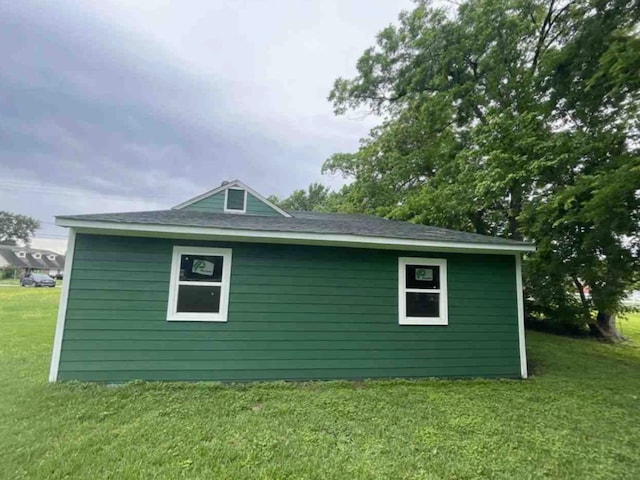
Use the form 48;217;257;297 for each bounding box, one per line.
246;193;283;216
62;331;518;342
62;339;517;352
58;367;519;382
63;321;515;333
58;234;521;382
181;191;225;213
65;311;515;325
61;348;520;361
182;191;283;216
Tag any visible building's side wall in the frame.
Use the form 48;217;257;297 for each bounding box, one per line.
57;234;521;382
182;191;283;216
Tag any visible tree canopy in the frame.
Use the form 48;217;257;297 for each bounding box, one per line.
0;212;40;246
319;0;640;338
269;183;335;212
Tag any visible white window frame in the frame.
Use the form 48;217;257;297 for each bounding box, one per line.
398;257;448;325
33;253;42;259
167;246;232;322
48;254;56;261
16;251;26;258
224;188;247;214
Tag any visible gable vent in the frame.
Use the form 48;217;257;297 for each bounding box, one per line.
225;188;246;213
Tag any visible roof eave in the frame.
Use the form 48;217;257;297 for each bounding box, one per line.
55;217;536;255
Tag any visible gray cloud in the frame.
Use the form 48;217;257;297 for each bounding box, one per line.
0;0;412;238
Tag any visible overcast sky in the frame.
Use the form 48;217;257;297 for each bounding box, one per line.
0;0;414;242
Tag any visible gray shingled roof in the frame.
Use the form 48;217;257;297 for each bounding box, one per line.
57;209;533;247
0;246;65;269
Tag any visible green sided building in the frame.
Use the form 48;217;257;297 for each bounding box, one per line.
49;180;535;382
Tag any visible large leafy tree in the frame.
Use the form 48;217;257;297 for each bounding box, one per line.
0;212;40;246
324;0;640;339
269;183;333;212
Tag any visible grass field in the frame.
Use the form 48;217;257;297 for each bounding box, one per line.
1;288;639;479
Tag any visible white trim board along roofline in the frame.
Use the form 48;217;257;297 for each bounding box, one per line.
55;218;536;255
172;180;292;218
49;228;76;382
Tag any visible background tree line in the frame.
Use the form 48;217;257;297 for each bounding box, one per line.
273;0;640;339
0;212;39;246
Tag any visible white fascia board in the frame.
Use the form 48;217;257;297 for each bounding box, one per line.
55;218;536;254
172;180;292;218
49;228;77;382
515;254;528;379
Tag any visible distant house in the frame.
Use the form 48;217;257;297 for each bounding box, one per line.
49;180;534;383
0;245;65;277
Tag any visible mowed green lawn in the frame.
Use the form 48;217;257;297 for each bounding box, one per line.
1;289;639;480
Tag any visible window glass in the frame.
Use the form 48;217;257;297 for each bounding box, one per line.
406;264;440;289
177;285;221;313
398;257;447;325
406;292;440;317
168;247;232;322
226;189;245;210
32;273;52;281
179;255;223;282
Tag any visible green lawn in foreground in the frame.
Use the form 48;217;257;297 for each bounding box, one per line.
1;288;639;480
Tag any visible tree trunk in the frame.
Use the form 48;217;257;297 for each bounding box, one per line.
571;276;589;311
508;185;523;241
590;311;625;342
469;210;487;235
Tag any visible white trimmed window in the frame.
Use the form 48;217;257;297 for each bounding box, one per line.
48;255;56;261
398;257;448;325
224;188;247;213
16;251;26;258
33;253;42;259
167;246;232;322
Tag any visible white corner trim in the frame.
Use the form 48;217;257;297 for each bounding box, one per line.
55;218;536;254
398;257;448;325
166;246;232;322
515;253;528;379
223;187;248;214
172;180;292;218
48;228;77;382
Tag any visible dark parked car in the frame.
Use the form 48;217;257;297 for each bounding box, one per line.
21;273;57;288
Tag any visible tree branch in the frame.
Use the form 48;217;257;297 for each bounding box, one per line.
532;1;575;73
571;275;591;318
531;0;556;74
